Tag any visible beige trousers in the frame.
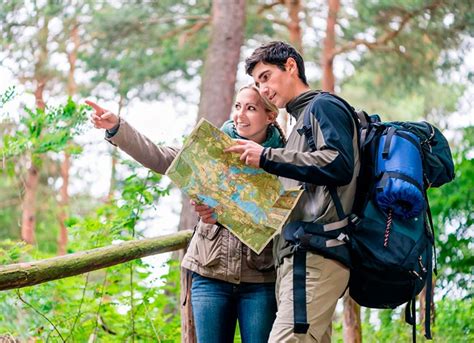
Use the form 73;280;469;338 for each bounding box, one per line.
268;252;350;342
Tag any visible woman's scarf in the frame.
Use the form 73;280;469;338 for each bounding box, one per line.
220;119;285;148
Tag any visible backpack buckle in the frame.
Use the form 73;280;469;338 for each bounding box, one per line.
297;126;310;136
349;213;360;227
295;231;312;249
337;233;349;242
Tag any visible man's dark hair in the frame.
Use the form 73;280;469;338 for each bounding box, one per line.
245;41;308;86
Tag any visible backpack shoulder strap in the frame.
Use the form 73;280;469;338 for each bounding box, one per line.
296;92;326;151
293;248;310;333
297;91;358;220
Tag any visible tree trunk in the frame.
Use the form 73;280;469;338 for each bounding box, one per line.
419;275;436;337
197;0;245;126
21;162;40;245
57;152;70;255
343;294;362;343
285;0;303;53
21;14;50;245
178;1;246;342
279;0;303;134
58;22;80;255
0;230;193;291
21;81;45;244
321;0;339;92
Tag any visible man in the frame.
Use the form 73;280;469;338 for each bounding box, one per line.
197;41;359;342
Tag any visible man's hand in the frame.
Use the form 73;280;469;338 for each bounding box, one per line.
225;139;264;168
191;200;217;225
86;100;120;130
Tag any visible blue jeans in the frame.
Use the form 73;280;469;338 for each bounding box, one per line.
191;273;277;343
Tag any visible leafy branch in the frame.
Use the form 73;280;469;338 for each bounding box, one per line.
0;86;15;109
0;98;89;164
332;1;443;59
64;273;90;342
16;289;66;342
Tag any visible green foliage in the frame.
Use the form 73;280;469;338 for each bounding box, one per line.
0;239;30;264
330;298;473;342
0;80;177;340
244;2;277;40
341;70;465;122
359;298;474;342
82;1;212;101
0;156;176;341
433;297;474;341
428;126;474;296
0;98;89;163
0;0;72;92
0;258;182;342
0;86;15;109
0;176;22;240
340;0;474;93
67;161;169;254
0;97;90;249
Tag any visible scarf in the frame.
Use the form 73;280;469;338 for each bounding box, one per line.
220;119;285;148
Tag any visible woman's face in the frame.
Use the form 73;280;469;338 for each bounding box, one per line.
232;88;275;144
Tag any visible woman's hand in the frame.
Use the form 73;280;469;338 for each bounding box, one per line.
191;200;218;225
86;100;120;130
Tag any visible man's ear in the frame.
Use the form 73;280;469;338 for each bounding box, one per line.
285;57;297;75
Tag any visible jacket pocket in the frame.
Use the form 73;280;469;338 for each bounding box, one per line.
197;222;221;240
246;243;274;271
191;222;222;267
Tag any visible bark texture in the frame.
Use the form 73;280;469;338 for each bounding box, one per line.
343;295;362;343
321;0;339;92
21;14;50;244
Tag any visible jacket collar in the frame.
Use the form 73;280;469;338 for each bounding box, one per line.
285;90;321;120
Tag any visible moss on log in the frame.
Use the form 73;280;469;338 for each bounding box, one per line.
0;230;193;291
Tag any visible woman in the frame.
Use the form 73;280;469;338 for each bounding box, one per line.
87;85;286;343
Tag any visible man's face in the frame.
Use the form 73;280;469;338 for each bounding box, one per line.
251;61;295;109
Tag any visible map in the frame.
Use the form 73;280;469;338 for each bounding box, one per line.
165;119;303;254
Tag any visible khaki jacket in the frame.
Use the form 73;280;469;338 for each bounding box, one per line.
107;119;275;284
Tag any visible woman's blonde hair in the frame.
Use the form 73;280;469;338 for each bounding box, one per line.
238;84;278;115
237;84;287;144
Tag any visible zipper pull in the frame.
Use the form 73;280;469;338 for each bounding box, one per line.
418;256;427;272
411;270;423;281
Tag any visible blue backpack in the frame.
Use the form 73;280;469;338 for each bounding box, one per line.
283;92;455;340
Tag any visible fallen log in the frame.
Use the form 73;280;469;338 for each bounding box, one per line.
0;230;193;291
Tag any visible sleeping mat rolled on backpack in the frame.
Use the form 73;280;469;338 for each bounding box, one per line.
375;127;424;219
